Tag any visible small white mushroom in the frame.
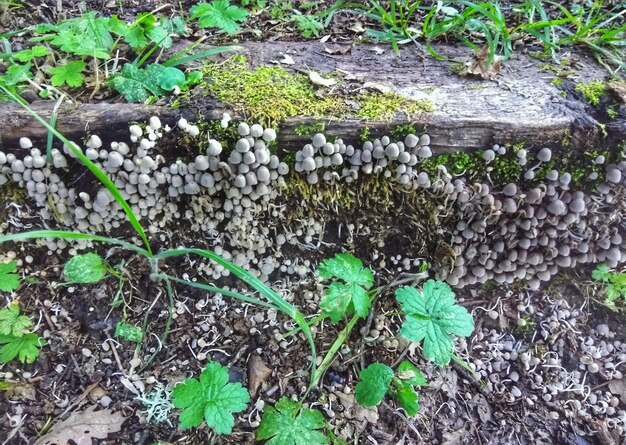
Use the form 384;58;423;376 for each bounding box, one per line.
19;137;33;149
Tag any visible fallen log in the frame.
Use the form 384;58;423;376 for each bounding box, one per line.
0;41;622;152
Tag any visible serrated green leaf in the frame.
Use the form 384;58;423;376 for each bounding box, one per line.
0;261;20;292
158;67;186;91
396;280;474;366
1;62;32;87
355;363;394;407
63;253;106;283
592;264;611;281
256;397;329;445
12;45;49;62
317;253;373;288
190;0;248;35
108;63;168;102
114;322;143;343
0;303;32;337
42;12;113;58
0;333;45;363
49;60;86;87
172;362;249;434
393;383;419;416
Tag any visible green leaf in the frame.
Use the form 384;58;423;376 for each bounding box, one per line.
396;280;474;366
108;63;168;102
0;333;45;363
49;60;86;87
158;67;186;91
317;253;374;321
63;253;106;283
40;12;113;58
0;62;32;87
592;264;611;282
0;303;32;337
393;383;419;416
12;45;49;62
256;397;329;445
114;322;143;343
317;253;373;288
0;261;20;292
172;362;250;434
190;0;248;35
292;12;325;38
355;363;394;407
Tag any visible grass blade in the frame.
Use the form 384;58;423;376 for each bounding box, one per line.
155;248;318;385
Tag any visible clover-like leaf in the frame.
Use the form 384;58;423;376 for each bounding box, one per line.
0;303;32;337
355;363;394;407
396;280;474;366
317;253;374;322
172;362;250;434
0;261;20;292
0;333;45;363
63;253;106;284
190;0;248;35
49;60;86;87
256;397;329;445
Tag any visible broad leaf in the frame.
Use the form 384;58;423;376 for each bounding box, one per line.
0;261;20;292
0;333;45;363
396;280;474;366
393;384;419;416
0;303;32;337
63;253;106;283
355;363;394;407
190;0;248;35
172;362;250;434
396;361;426;387
256;397;329;445
108;63;168;102
158;67;186;91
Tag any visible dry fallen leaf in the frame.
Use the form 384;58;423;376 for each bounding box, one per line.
279;54;295;65
5;382;37;401
462;45;501;80
363;81;393;94
473;393;492;423
309;71;337;88
248;353;272;397
34;405;126;445
324;45;352;55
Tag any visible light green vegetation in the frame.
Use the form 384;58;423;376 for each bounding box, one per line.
576;80;606;105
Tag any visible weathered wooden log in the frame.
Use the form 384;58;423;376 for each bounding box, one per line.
0;41;622;153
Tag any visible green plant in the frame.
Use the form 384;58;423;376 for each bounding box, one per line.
63;252;107;283
291;11;325;38
48;60;86;88
0;302;45;363
317;252;374;322
355;360;426;416
576;80;606;105
256;397;329;444
190;0;248;34
115;322;144;342
0;87;318;392
592;264;626;304
172;362;250;433
0;261;20;292
396;279;474;366
108;63;189;102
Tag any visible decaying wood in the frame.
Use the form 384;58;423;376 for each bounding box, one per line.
0;41;622;153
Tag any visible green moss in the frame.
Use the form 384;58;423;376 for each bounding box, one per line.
356;92;434;121
576;81;605;106
294;122;326;136
389;124;418;140
608;106;618;119
202;56;345;127
551;77;564;86
359;126;371;142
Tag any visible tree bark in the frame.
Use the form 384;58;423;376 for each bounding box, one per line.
0;41;622;153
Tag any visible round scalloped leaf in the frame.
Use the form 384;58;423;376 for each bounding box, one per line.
63;253;106;284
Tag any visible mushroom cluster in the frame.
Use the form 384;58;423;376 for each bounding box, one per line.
1;122;625;287
294;132;432;185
